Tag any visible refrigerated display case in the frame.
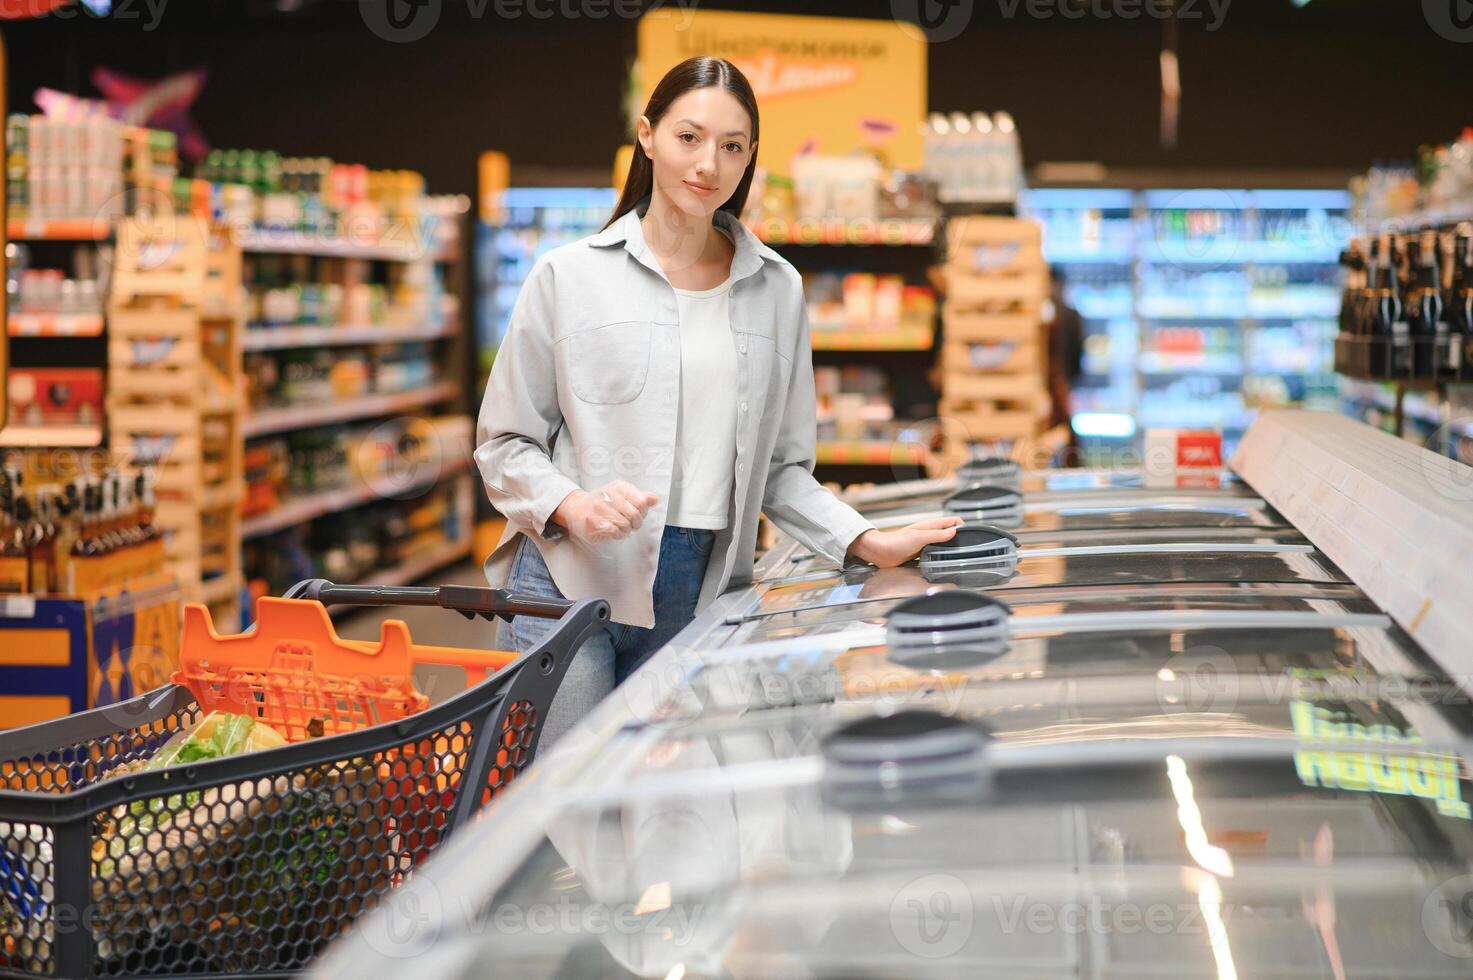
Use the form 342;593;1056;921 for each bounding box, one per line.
1025;188;1138;421
1025;188;1351;459
317;416;1473;980
475;186;616;380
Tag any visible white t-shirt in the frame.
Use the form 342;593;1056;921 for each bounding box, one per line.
667;254;738;530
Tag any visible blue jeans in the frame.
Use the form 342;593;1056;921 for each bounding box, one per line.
504;523;715;749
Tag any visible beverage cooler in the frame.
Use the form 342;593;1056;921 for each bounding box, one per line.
318;430;1473;980
1025;188;1350;462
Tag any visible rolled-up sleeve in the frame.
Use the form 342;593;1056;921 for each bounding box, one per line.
760;277;876;564
475;257;582;540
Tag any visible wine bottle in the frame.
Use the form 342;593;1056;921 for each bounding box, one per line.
1373;235;1410;375
1449;229;1473;376
1406;233;1443;376
0;469;28;594
1339;242;1366;336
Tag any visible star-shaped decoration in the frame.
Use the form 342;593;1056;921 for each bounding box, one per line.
92;66;211;162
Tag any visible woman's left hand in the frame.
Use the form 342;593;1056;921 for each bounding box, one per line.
845;516;965;568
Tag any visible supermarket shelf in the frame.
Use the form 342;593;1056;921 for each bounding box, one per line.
6;218;111;241
749;219;936;247
1139;309;1339;321
244;381;459;438
8;312;106;337
1138;310;1247;321
1138;353;1245;375
237;228;427;262
242;456;472;540
243;320;455;351
1139;244;1344;265
0;423;104;447
811;325;934;351
360;537;474;589
815;440;929;466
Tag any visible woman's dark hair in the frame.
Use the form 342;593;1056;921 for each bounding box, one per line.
604;56;760;230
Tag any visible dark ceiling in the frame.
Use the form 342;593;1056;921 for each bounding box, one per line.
4;0;1465;194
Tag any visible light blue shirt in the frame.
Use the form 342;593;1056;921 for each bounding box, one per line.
476;203;876;628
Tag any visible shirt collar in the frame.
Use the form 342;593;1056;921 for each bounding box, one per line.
589;199;779;285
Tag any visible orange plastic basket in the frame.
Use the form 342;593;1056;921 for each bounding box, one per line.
176;597;517;742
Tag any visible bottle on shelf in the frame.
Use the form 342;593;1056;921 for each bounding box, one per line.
14;493;52;594
35;491;60;595
1449;228;1473;375
1405;233;1443;376
100;476;125;576
51;480;82;592
1372;234;1410;375
1339;242;1367;336
68;481;99;594
1359;237;1380;336
0;469;28;594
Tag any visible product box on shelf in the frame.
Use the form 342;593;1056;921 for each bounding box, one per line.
0;573;182;729
1143;428;1224;489
6;368;104;426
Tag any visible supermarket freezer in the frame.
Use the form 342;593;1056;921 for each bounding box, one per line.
315;465;1473;979
752;522;1345;605
844;480;1282;534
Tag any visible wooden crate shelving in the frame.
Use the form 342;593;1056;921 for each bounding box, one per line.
106;216;245;630
939;215;1050;450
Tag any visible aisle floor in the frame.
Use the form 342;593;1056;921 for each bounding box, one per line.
334;559;499;705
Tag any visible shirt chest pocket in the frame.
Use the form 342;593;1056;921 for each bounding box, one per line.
735;329;789;410
560;320;653;405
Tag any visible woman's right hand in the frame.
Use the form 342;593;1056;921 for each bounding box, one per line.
552;481;659;545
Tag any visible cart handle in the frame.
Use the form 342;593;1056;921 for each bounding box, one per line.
282;579;575;623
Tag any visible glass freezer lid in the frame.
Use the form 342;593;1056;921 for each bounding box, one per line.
679;618;1449;722
751;544;1350;605
726;580;1378;644
409;696;1473;980
854;471;1254;515
767;525;1314;585
845;468;1252;511
853;487;1273;528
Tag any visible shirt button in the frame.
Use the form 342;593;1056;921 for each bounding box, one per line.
738;344;747;355
737;462;744;473
740;402;748;413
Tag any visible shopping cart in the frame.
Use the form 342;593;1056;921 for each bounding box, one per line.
0;580;610;979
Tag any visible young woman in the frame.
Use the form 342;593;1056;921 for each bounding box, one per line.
476;56;961;747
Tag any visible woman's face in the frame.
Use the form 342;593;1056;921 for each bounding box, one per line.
638;86;756;219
